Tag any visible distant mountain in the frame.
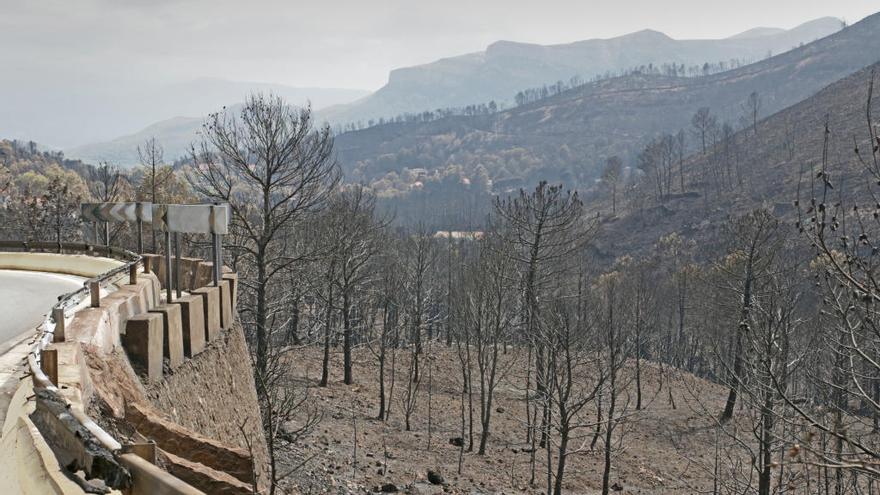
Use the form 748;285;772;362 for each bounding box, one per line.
66;115;206;168
71;16;846;169
318;17;843;125
727;27;787;39
2;78;367;153
332;12;879;193
63;78;371;166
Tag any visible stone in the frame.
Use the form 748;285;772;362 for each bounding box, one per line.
148;304;184;369
123;313;164;382
174;295;206;357
161;449;254;495
427;470;444;485
191;286;221;342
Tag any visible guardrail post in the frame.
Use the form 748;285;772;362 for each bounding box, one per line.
130;263;138;285
174;232;182;299
90;280;101;307
52;307;65;342
137;217;144;255
104;221;111;256
212;233;221;287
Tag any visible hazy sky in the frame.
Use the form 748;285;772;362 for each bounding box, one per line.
1;0;877;90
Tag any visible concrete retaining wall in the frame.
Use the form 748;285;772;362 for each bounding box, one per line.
0;251;266;494
144;324;270;490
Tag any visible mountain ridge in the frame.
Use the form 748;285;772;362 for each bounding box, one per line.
318;16;844;125
331;11;880;195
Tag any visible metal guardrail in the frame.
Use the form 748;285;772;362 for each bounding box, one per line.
3;240;213;493
1;240;141;387
1;240;141;482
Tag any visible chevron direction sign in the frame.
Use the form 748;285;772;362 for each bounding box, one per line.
81;202;153;223
151;204;229;234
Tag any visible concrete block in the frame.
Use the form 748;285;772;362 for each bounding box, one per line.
219;280;233;330
103;286;148;335
191;286;221;342
156;255;186;290
178;257;202;291
174;295;205;358
193;261;215;289
148;304;184;369
118;277;157;314
156;255;165;285
45;341;93;405
123;313;164;382
66;307;118;351
222;272;238;312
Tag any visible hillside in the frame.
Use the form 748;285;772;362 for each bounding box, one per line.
283;346;742;494
592;59;880;260
66;17;843;169
332;12;880;195
319;17;843;125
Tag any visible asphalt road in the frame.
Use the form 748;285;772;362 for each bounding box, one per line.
0;269;85;345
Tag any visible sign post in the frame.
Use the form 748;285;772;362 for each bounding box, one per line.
151;203;229;299
81;202;153;254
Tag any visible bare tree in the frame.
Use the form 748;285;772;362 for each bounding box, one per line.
138;137;172;252
717;209;781;422
601;156;623;215
691;107;716;155
495;182;596;457
327;185;385;385
741;91;762;137
189;93;339;493
460;230;516;454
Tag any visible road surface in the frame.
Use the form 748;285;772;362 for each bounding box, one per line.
0;269;84;345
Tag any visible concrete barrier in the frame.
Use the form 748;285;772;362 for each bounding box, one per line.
221;273;238;312
190;287;221;342
148;305;184;369
2;249;245;494
178;257;201;291
124;313;164;382
219;280;233;330
174;296;205;358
